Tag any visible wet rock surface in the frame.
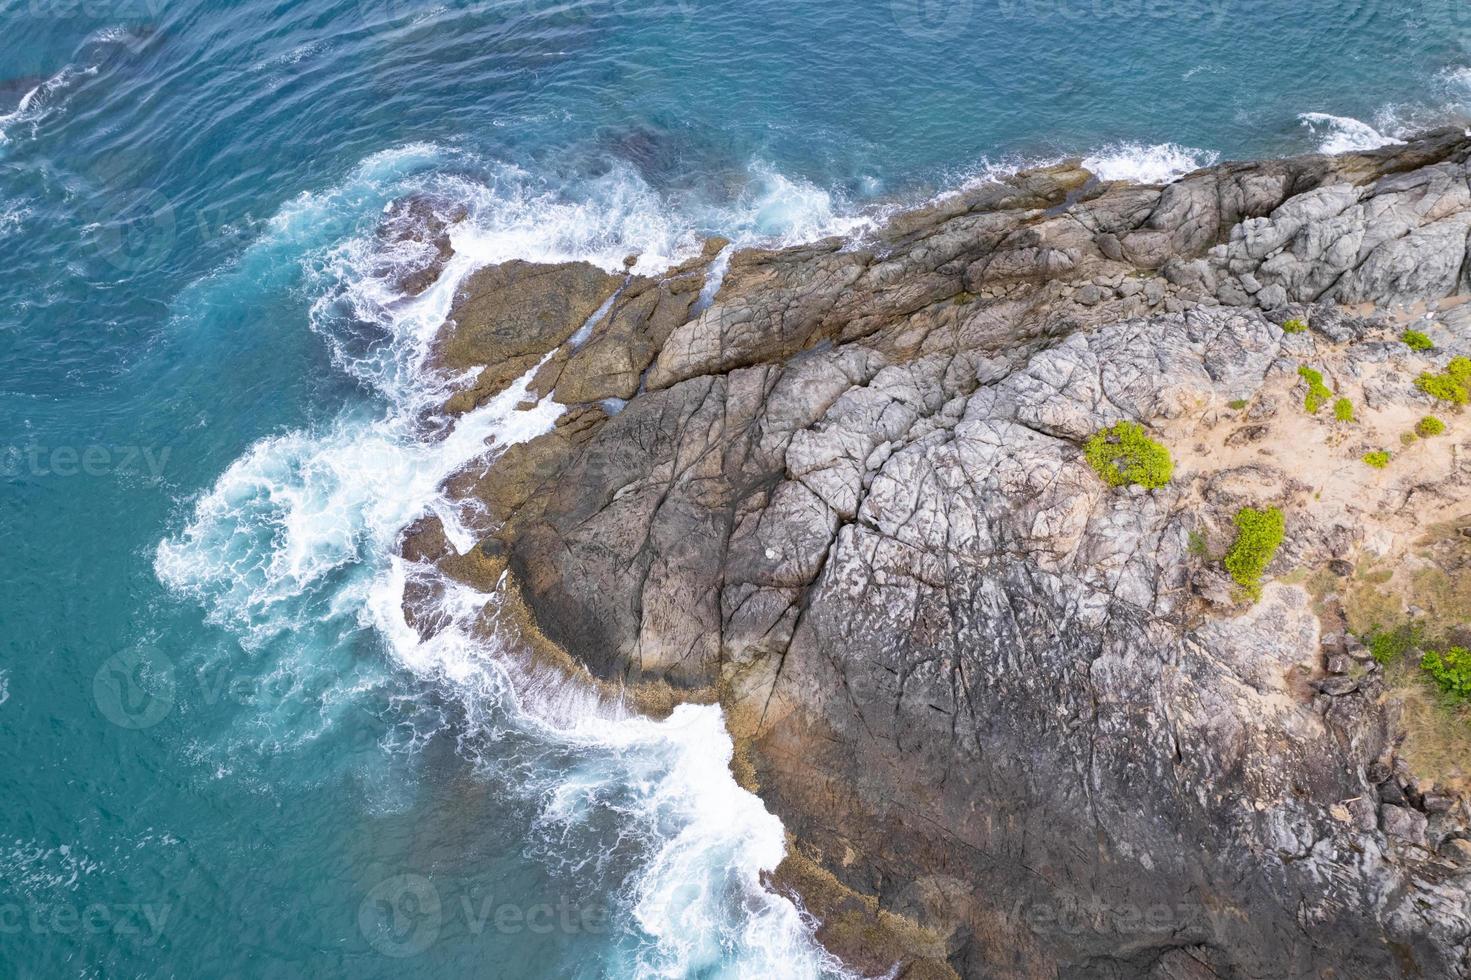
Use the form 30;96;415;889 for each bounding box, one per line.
412;131;1471;979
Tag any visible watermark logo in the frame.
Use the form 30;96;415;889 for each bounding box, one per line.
73;153;267;277
355;0;419;28
94;656;346;730
86;185;176;273
358;874;443;958
356;874;612;957
93;648;175;730
1012;891;1238;937
890;0;974;40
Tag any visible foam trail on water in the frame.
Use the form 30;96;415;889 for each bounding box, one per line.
0;65;97;147
157;145;861;976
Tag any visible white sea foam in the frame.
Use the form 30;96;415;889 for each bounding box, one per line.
0;65;98;147
689;242;734;321
1081;142;1219;184
1298;112;1405;154
723;161;879;244
1;839;103;895
938;140;1216;200
157;144;859;975
365;562;845;978
153;347;562;641
0;201;28;237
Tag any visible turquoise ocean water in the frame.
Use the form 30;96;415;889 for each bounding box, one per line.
1;1;1468;976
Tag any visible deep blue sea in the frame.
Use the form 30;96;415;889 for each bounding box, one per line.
1;1;1467;977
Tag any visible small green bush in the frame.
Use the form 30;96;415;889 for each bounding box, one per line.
1416;415;1446;437
1401;432;1418;446
1402;329;1434;352
1223;506;1285;600
1416;357;1471;406
1084;421;1173;490
1187;530;1209;558
1368;624;1422;665
1333;398;1354;422
1298;365;1333;413
1362;450;1391;469
1421;647;1471;701
1416;372;1467;404
1282;318;1308;335
1227;399;1248;411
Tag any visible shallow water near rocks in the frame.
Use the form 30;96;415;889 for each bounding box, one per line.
1;1;1468;976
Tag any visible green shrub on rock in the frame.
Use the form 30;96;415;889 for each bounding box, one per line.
1416;416;1446;437
1369;624;1422;666
1282;318;1308;334
1362;451;1391;469
1421;647;1471;701
1298;365;1333;413
1084;421;1173;490
1223;506;1285;601
1416;357;1471;406
1333;398;1354;422
1402;329;1434;352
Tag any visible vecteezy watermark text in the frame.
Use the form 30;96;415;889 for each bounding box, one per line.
1013;892;1225;936
358;874;609;958
93;650;339;730
0;900;171;945
2;444;171;479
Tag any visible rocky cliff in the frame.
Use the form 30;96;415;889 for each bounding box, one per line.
403;128;1471;979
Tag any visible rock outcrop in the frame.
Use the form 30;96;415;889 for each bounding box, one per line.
413;129;1471;979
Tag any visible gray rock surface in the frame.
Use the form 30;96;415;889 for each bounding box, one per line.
416;130;1471;979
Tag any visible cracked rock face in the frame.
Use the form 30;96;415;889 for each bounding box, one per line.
412;130;1471;979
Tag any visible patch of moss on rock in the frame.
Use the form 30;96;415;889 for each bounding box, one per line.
1333;397;1354;422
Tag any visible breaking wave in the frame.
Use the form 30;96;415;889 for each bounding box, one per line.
1298;112;1405;154
155;142;856;977
1081;141;1220;184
